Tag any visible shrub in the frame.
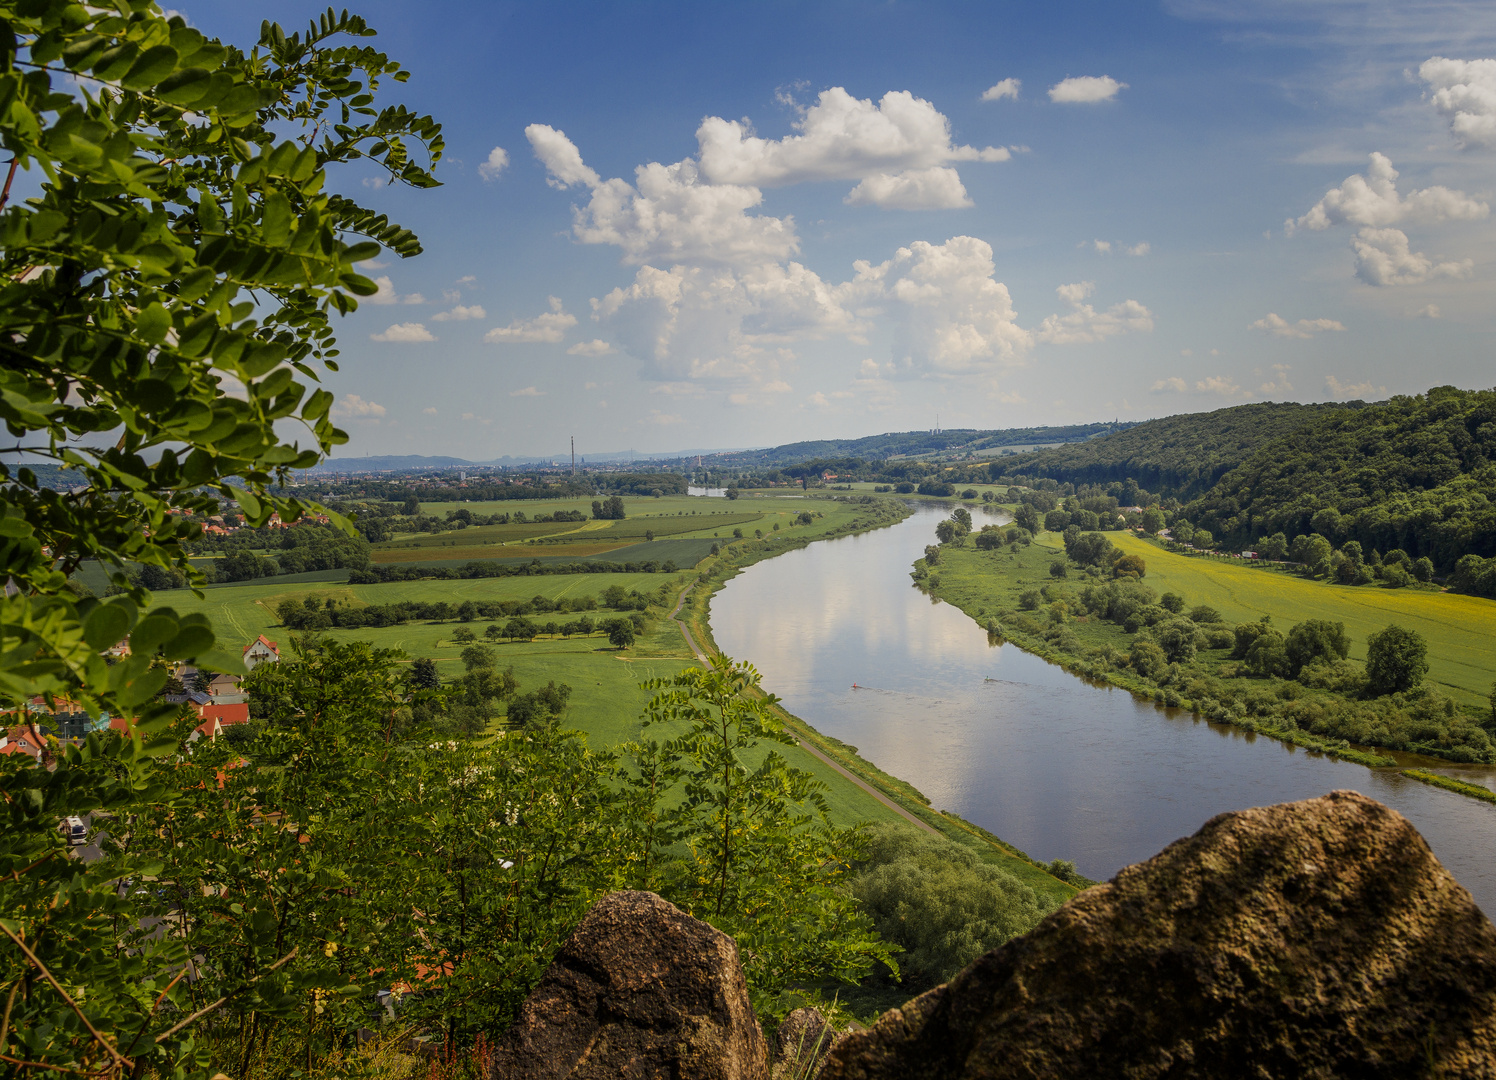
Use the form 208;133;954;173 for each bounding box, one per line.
1112;553;1146;578
1188;605;1223;624
1160;593;1185;613
1049;561;1068;579
1205;627;1235;650
851;824;1053;990
1129;639;1168;678
1018;589;1042;611
1154;618;1200;664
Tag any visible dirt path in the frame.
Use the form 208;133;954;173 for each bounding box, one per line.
667;577;939;836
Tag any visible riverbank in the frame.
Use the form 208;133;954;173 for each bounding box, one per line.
914;520;1496;800
677;495;1085;902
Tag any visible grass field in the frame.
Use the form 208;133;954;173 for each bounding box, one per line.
1108;534;1496;704
163;529;909;825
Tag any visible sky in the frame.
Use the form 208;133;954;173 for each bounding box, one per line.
186;1;1496;460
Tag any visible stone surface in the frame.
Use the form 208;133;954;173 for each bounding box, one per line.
822;790;1496;1079
771;1007;842;1080
488;890;769;1080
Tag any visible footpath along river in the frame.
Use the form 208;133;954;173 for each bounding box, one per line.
711;502;1496;912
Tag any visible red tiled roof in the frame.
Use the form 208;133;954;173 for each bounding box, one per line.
243;635;279;656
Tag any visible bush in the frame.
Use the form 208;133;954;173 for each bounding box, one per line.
851;824;1053;990
1112;553;1146;578
1188;605;1222;624
1049;561;1068;579
894;482;916;494
1160;592;1185;613
1366;624;1429;695
1129;639;1168;678
1154;618;1200;664
1018;589;1042;611
1204;627;1235;650
1285;619;1350;677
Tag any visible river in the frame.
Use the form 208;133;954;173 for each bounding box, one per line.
711;502;1496;912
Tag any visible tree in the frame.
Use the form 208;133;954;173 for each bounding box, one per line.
1153;618;1198;664
638;654;891;995
1049;561;1068;579
592;495;627;519
458;600;478;621
0;6;440;1076
404;495;422;515
1113;553;1146;578
1129;638;1168;678
1140;507;1165;535
408;656;441;691
1413;556;1435;582
506;680;572;728
1284;619;1350;677
1013;503;1041;534
1366;625;1429;695
452;626;476;644
1160;592;1185;613
461;644;496;671
1258;532;1289;561
725;487;740;500
608;618;637;650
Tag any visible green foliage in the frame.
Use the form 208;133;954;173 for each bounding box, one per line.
0;5;441;1075
1285;619;1351;678
992;401;1334;496
850;823;1054;990
1185;387;1496;567
1366;624;1429;696
636;655;895;1002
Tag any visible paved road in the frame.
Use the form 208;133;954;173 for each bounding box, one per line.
667;579;939;836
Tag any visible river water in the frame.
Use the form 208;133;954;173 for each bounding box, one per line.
711;502;1496;912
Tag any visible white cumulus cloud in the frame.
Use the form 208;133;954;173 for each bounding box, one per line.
1419;57;1496;149
331;394;386;419
431;304;486;322
370;276;425;305
1259;364;1294;395
478;146;509;181
851;236;1030;375
1093;239;1112;253
696;87;1009;188
567;339;615;356
509;386;545;397
527;125;798;267
484;296;578;343
981;78;1021;102
370;322;435;343
1034;281;1154;345
1049;76;1126;103
524;124;600;188
1418;304;1442;318
1127;241;1150;256
844;166;972;210
1288;152;1487;234
1151;376;1187;393
1195;375;1243;396
1249;313;1347;338
1351;227;1473;286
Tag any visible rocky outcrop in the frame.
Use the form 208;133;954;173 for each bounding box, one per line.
771;1007;843;1080
488;890;769;1080
822;790;1496;1079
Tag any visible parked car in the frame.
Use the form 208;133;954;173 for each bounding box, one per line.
61;816;87;846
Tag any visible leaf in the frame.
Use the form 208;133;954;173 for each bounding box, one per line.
135;302;172;344
121;45;179;90
161;623;214;661
155;67;214;105
130;613;179;655
261;189;293;246
83;602;134;652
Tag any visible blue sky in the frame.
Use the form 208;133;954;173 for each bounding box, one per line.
191;1;1496;459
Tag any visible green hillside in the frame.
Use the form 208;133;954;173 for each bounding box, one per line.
1182;386;1496;568
990;402;1339;497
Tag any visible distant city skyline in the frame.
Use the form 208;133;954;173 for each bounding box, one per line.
183;1;1496;458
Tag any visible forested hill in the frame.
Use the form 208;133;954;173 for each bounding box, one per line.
989;402;1340;498
743;422;1130;465
1182;386;1496;566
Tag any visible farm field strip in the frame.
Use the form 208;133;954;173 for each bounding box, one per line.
1108;533;1496;702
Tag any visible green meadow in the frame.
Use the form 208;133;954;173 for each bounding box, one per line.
1108;533;1496;704
160;495;916;829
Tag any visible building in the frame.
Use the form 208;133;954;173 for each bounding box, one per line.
243;636;280;671
192;702;251;743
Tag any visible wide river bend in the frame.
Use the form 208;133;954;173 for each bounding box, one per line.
711;503;1496;912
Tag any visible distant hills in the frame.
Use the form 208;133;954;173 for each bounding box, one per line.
989;402;1341;498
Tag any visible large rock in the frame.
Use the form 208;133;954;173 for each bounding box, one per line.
823;790;1496;1079
488;890;769;1080
771;1007;843;1080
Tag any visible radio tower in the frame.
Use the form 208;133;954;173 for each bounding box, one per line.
571;436;576;475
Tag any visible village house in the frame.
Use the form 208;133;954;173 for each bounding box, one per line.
243;635;280;670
